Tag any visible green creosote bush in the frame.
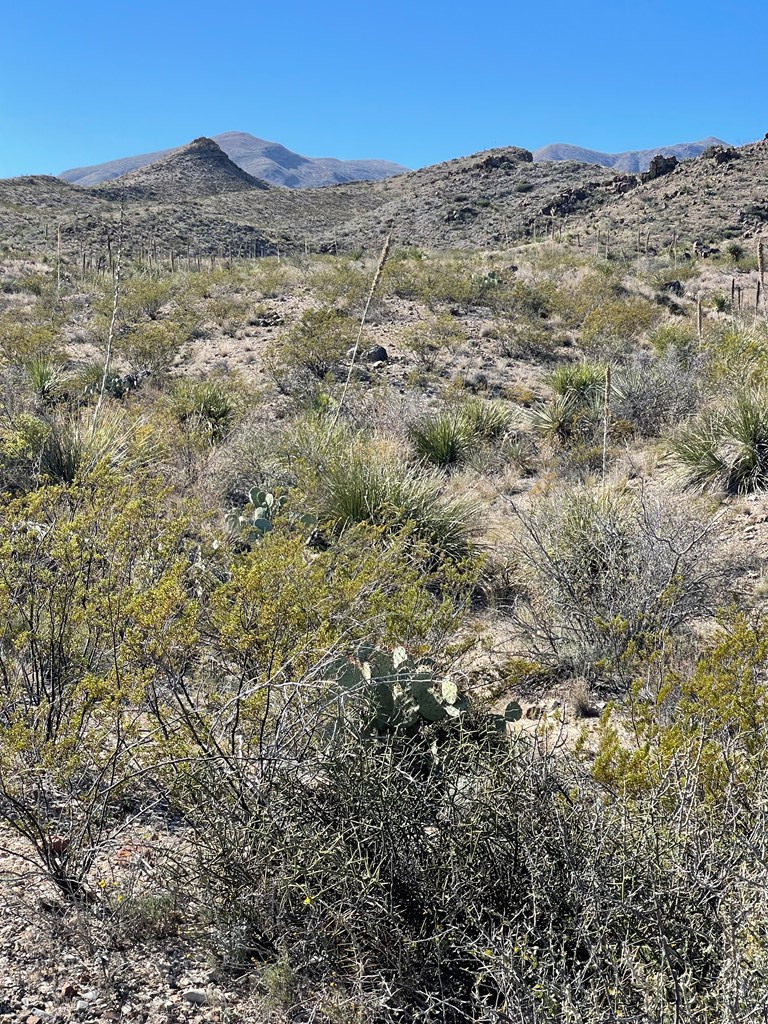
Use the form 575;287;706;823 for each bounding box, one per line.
265;307;358;388
702;323;768;388
594;611;768;799
648;320;698;363
580;296;658;353
309;257;378;315
118;275;176;322
0;319;62;363
401;312;466;371
385;253;505;310
490;317;558;361
116;320;186;376
0;469;193;900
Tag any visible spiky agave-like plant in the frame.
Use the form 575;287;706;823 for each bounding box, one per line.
668;391;768;494
319;450;480;560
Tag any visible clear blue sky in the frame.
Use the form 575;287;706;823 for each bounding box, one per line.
2;0;766;178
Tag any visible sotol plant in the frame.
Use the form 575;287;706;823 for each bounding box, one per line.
668;390;768;494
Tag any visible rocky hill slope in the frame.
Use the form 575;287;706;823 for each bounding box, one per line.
95;137;271;203
59;131;408;189
2;136;767;261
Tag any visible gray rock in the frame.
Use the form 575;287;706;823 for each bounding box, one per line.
641;154;678;182
364;345;388;363
181;989;210;1006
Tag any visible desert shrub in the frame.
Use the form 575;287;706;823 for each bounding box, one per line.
161;665;768;1021
205;292;250;335
250;256;296;299
0;318;61;363
594;611;768;799
703;323;768;388
648;320;698;363
116;320;186;376
386;253;504;310
491;317;558;360
402;313;465;370
265;307;357;387
581;296;658;351
0;412;50;491
0;471;192;899
119;275;175;321
309;257;374;314
503;279;557;321
667;389;768;494
548;267;622;326
614;350;701;437
508;485;725;690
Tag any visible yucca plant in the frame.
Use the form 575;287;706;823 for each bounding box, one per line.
409;413;473;468
668;391;768;494
547;361;607;402
318;451;480;560
531;361;620;445
409;399;514;469
529;392;594;443
37;410;158;484
25;356;70;407
172;379;239;444
458;397;513;440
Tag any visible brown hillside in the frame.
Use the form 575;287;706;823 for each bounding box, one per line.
96;137;272;203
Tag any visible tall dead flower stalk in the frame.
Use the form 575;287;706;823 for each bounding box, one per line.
601;364;612;484
331;233;391;428
91;201;124;439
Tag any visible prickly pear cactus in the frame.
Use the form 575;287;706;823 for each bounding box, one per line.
330;644;466;733
490;700;523;732
226;487;287;540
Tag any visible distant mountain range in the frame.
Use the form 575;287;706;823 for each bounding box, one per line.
60;132;409;189
58;133;733;192
532;137;729;172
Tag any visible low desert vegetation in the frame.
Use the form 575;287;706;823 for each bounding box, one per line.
1;231;768;1021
